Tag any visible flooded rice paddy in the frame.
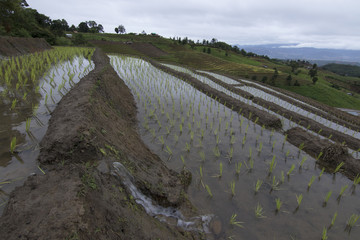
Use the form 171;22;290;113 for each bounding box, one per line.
111;55;360;239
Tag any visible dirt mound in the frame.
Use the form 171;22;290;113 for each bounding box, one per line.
286;127;360;179
0;49;204;239
0;36;52;57
130;42;168;58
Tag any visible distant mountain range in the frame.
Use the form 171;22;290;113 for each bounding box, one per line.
235;44;360;66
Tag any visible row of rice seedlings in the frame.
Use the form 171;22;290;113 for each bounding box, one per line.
4;47;94;154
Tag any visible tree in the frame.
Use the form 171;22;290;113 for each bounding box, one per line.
118;24;125;34
207;47;211;54
308;63;318;84
78;21;89;32
312;76;318;84
270;68;278;85
114;27;118;34
50;19;68;36
286;75;292;86
97;24;104;33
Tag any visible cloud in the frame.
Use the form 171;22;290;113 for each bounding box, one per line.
26;0;360;49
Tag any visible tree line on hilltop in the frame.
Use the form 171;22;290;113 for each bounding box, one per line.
0;0;105;44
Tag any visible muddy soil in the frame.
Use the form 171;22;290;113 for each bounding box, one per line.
0;36;52;57
149;60;283;130
286;127;360;180
0;49;205;239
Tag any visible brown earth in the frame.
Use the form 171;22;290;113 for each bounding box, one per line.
89;40;168;58
286;127;360;180
0;49;207;239
0;36;52;57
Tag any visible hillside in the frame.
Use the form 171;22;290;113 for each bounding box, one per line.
322;63;360;78
84;33;360;110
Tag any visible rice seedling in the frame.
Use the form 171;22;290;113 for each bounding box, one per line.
205;184;213;198
287;164;295;177
271;140;276;152
230;180;236;196
296;194;303;208
299;156;307;168
229;214;244;228
180;155;186;167
184;142;191;152
271;176;280;191
307;176;316;189
242;135;246;145
319;167;325;179
11;99;17;110
268;155;277;174
333;162;344;173
158;136;165;146
164;145;173;156
346;214;360;231
10;137;17;154
255;203;266;218
213;146;221;158
37;165;46;175
329;211;338;228
316;152;323;161
226;147;234;161
285;150;290;158
258;142;263;154
281;171;285;183
214;162;223;178
321;227;328;240
353;174;360;187
338;185;348;198
298;142;305;151
235;162;242;175
230;135;236;145
199;151;205;162
25;118;32;133
323;191;332;206
255;179;263;194
275;198;282;212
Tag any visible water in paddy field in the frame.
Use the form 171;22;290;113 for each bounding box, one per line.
110;55;360;239
0;55;94;214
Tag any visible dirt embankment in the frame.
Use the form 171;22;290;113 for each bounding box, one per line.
149;60;283;130
286;127;360;180
0;36;52;57
0;49;204;239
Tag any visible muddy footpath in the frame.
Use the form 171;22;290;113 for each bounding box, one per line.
0;49;208;239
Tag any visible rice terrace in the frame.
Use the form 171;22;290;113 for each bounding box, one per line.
1;1;360;239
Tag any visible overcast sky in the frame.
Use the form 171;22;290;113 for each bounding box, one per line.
27;0;360;50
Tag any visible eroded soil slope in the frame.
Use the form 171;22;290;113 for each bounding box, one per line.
0;36;51;57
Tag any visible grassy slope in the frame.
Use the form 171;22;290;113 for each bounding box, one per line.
85;33;360;110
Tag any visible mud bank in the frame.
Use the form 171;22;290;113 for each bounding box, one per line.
150;60;283;130
0;49;205;239
286;127;360;180
0;36;52;57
